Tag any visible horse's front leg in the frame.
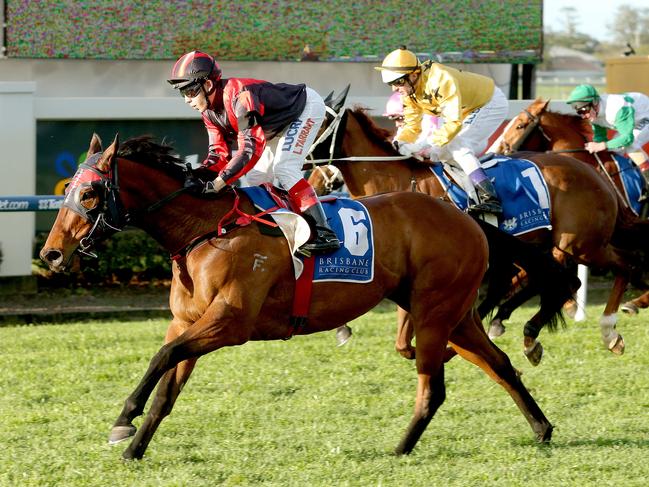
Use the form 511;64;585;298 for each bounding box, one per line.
110;300;251;459
109;318;191;440
119;359;197;460
108;318;197;443
395;306;416;359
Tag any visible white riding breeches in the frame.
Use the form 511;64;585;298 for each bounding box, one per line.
627;123;649;161
437;87;508;174
245;87;326;189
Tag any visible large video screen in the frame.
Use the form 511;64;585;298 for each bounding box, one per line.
5;1;542;63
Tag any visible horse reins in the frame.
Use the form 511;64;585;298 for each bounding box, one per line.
305;105;410;167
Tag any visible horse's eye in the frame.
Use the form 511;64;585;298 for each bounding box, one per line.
79;189;98;210
516;124;526;130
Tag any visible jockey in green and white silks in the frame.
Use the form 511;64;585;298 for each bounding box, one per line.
567;84;649;187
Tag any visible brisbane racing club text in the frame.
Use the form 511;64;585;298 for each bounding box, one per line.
317;255;370;276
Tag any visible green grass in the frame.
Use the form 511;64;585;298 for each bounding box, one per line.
1;300;649;487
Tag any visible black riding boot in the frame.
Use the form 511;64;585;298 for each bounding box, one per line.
299;202;341;254
472;179;503;214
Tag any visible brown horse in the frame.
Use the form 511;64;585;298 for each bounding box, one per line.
495;98;649;315
306;104;649;360
39;133;553;460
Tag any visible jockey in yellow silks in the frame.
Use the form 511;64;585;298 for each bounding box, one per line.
375;47;508;214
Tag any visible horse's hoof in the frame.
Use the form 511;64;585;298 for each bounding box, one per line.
620;302;639;315
488;319;506;339
109;425;137;445
397;347;416;360
563;300;578;319
608;334;625;355
536;423;553;443
336;325;352;347
524;340;543;366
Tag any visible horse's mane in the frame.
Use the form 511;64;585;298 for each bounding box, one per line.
349;108;400;155
118;135;187;180
543;110;593;140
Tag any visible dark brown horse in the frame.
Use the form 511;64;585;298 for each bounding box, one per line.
39;133;553;460
495;98;649;315
306;104;649;361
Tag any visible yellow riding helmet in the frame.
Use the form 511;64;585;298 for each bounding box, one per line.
375;47;420;83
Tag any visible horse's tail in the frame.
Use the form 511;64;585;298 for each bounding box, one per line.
475;220;578;333
611;213;649;288
611;211;649;253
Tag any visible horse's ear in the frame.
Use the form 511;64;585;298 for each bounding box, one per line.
332;84;350;111
88;133;103;155
540;99;550;111
96;134;119;172
323;90;335;106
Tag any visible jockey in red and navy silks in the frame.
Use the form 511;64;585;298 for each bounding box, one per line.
167;50;340;254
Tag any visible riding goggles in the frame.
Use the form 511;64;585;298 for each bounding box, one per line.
575;104;592;116
388;76;408;87
179;82;203;98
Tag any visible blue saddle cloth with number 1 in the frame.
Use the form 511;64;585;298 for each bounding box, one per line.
240;186;375;283
430;155;552;236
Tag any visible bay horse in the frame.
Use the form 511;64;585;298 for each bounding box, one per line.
39;133;553;460
495;98;649;315
306;104;649;361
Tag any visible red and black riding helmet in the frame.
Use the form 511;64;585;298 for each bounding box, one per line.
167;51;222;90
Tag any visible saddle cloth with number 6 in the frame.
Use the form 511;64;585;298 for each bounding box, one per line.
240;186;375;283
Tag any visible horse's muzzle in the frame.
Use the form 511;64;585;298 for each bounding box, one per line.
40;247;67;272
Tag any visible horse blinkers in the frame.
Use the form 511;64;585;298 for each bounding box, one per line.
62;161;128;256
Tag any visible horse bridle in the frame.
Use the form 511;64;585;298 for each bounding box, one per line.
63;154;192;257
305;105;423;195
306;105;347;167
63;154;129;257
305;106;411;167
312;165;344;193
503;109;551;154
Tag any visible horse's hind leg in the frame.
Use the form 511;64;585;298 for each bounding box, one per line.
621;290;649;315
601;274;627;355
449;310;553;442
395;313;449;455
485;282;536;339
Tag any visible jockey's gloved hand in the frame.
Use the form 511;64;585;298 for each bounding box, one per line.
183;173;205;192
203;176;227;194
394;139;431;160
418;143;443;161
